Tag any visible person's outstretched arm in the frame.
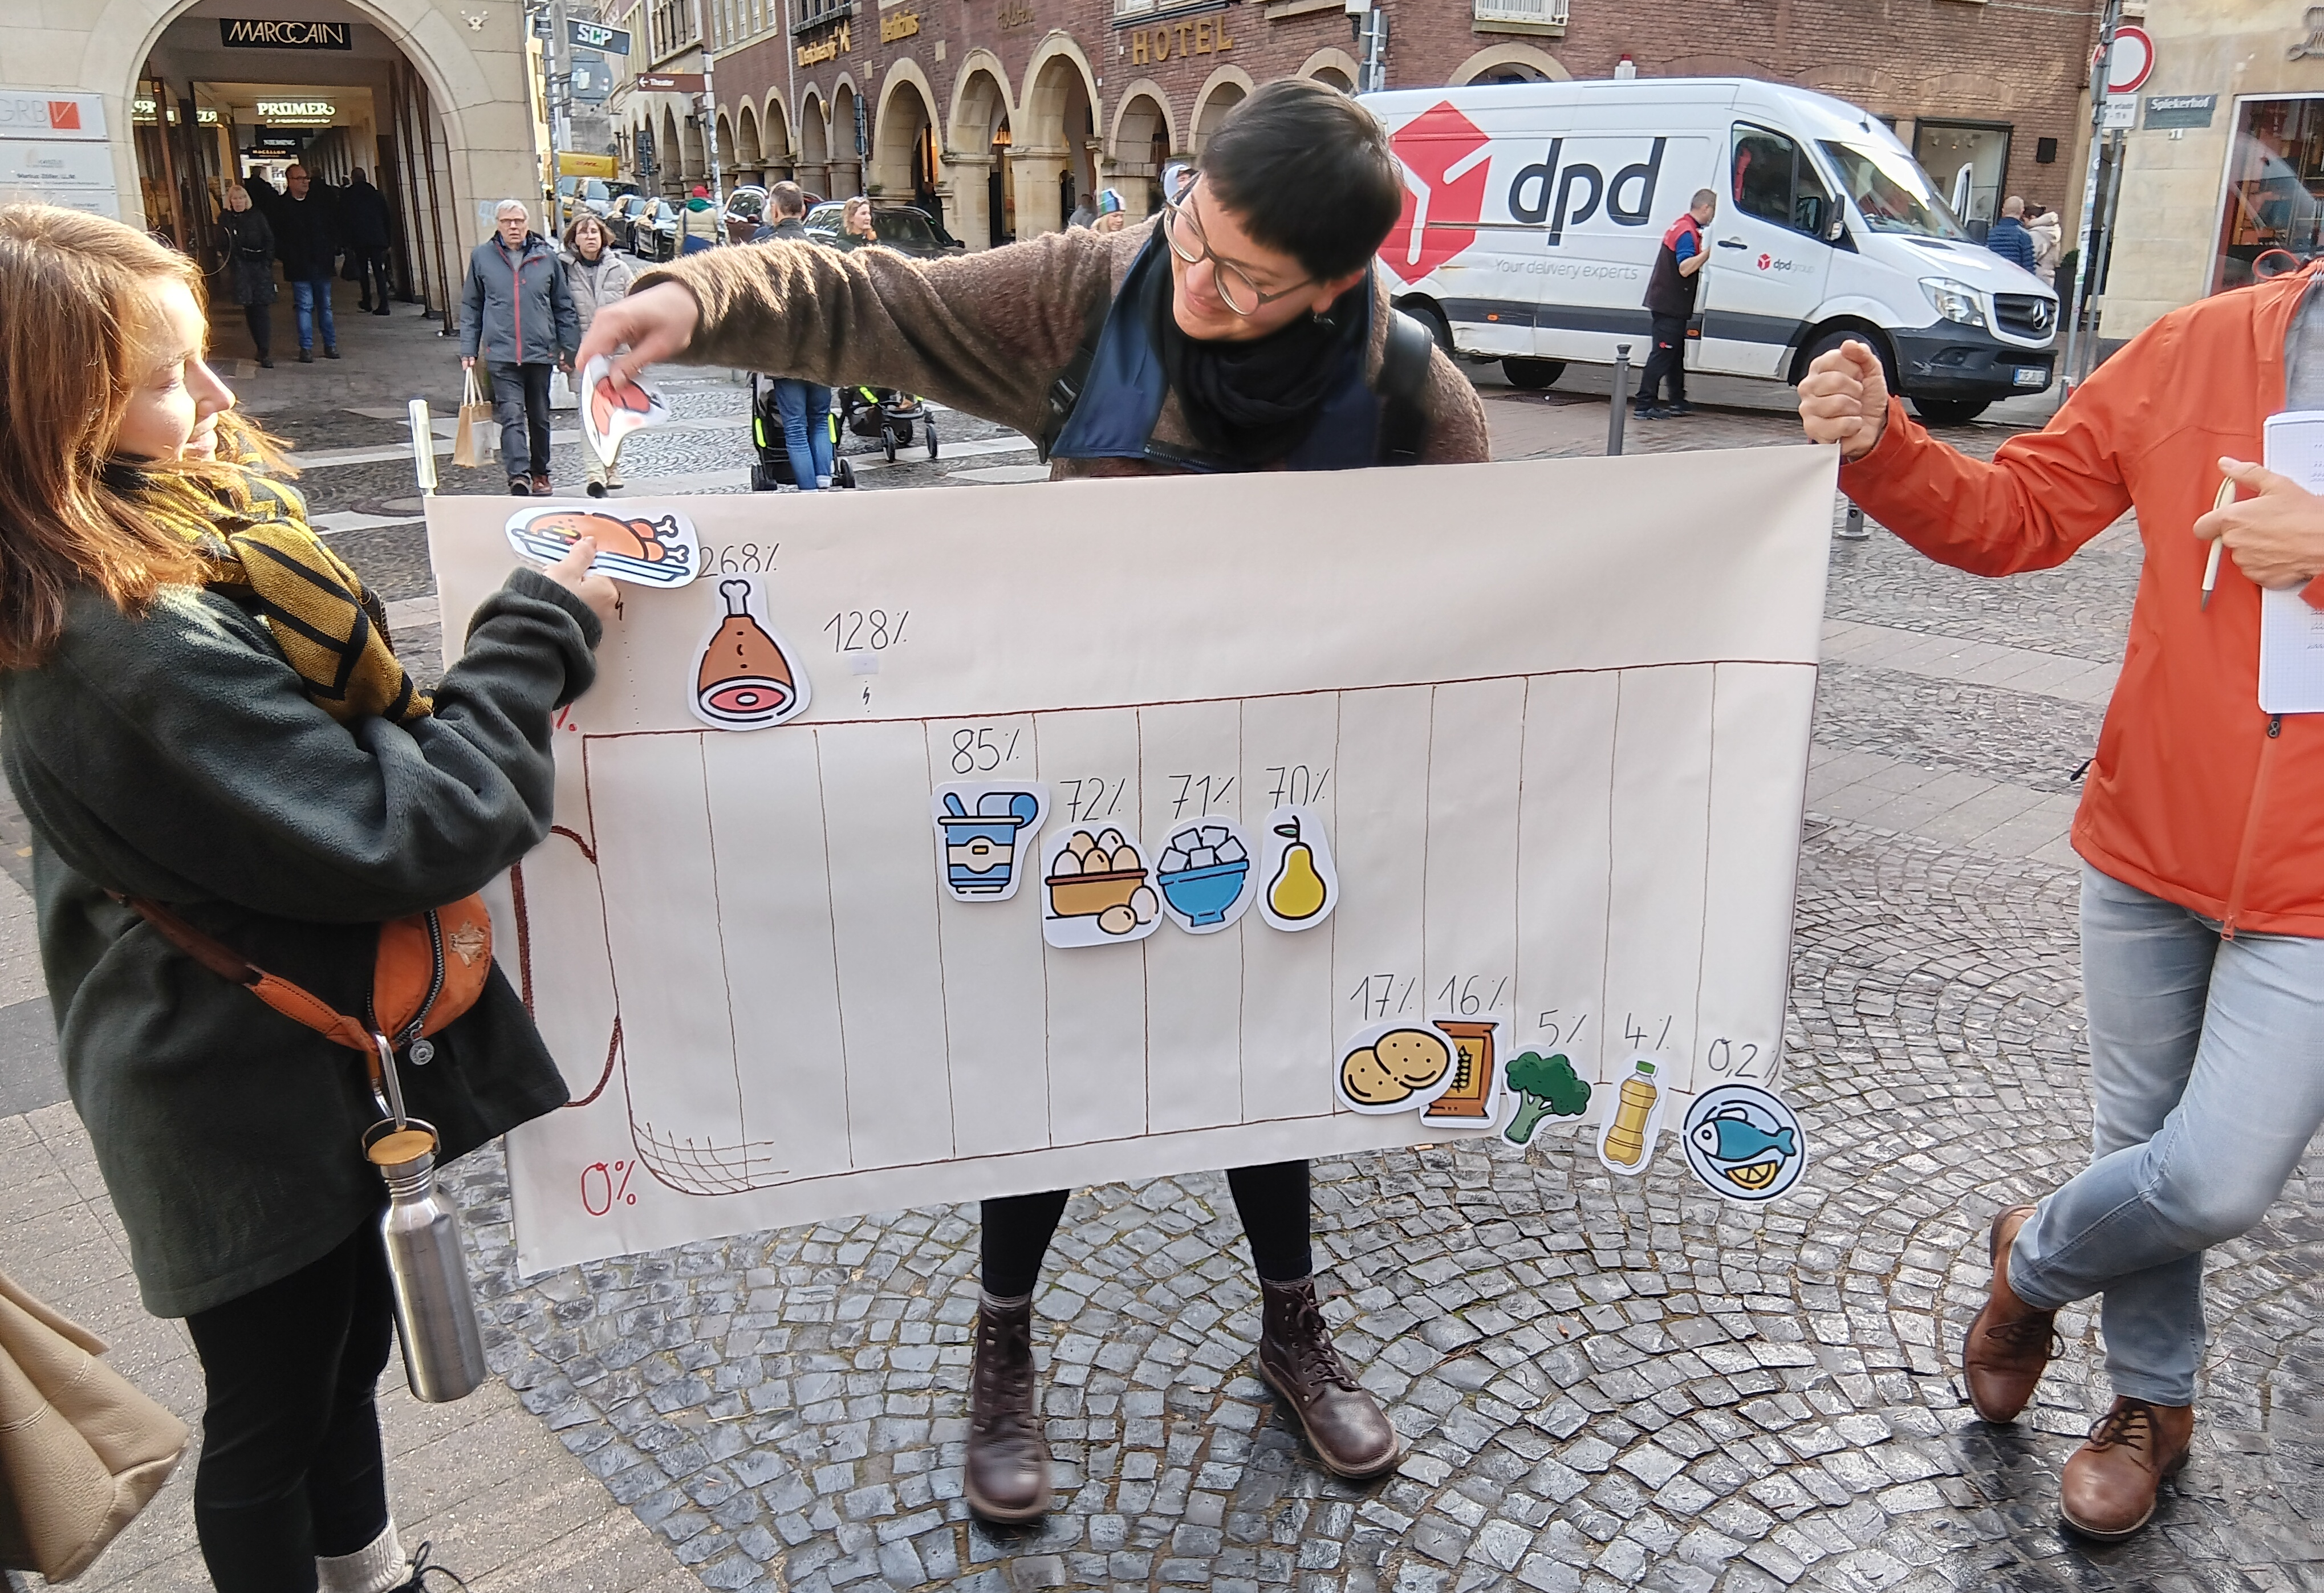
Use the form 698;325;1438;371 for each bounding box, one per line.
584;229;1128;439
1799;338;2131;574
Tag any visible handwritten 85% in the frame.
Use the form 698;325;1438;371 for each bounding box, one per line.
580;1159;639;1216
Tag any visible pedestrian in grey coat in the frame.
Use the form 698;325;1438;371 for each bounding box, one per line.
217;184;278;367
460;200;579;495
562;212;636;494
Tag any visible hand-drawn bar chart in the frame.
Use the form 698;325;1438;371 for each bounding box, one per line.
429;448;1835;1274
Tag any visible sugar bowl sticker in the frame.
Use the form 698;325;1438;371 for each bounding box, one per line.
932;785;1051;904
1680;1083;1807;1203
1152;817;1257;934
1040;826;1161;948
690;575;811;730
506;505;700;588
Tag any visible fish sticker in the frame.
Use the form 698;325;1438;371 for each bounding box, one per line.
1680;1083;1807;1204
578;353;672;465
507;505;700;589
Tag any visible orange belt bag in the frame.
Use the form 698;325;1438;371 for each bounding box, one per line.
119;895;494;1068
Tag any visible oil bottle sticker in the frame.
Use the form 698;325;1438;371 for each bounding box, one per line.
507;503;701;589
1594;1055;1668;1177
1336;1020;1461;1116
1255;805;1338;932
1039;824;1162;948
931;783;1051;904
1680;1083;1806;1203
689;574;812;731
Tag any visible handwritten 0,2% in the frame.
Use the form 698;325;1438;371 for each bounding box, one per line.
580;1159;638;1216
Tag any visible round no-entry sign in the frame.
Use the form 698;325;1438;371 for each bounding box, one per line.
2108;25;2155;95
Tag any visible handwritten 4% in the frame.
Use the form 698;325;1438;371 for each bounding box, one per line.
580;1159;639;1216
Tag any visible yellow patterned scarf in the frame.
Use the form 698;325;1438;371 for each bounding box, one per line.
117;465;432;725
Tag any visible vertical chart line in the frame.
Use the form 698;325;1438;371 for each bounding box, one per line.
810;728;858;1165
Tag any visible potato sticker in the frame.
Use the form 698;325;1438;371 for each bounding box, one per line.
1336;1023;1458;1115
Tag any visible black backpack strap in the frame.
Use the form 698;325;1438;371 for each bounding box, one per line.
1376;308;1435;466
1039;286;1115;462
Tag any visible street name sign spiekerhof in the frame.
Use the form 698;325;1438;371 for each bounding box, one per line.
218;18;354;48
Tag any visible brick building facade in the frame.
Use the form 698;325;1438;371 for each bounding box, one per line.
613;0;2099;247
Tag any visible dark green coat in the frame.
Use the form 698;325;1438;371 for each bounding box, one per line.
2;569;600;1318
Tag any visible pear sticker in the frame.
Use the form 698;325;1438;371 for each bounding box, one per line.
1257;805;1338;932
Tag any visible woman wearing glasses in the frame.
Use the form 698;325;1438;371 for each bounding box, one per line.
575;79;1490;1523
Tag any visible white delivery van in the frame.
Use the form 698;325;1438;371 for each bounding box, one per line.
1362;78;2059;424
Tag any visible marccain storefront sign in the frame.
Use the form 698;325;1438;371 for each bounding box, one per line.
218;18;354;48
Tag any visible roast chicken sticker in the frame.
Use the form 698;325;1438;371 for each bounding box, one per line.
506;505;700;589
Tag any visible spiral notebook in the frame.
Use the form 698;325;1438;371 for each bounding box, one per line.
2258;411;2324;713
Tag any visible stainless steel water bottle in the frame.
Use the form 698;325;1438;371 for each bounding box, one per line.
362;1038;488;1403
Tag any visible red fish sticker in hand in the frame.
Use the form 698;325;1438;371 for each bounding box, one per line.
577;353;672;465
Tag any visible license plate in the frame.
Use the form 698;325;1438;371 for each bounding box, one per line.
2013;366;2047;387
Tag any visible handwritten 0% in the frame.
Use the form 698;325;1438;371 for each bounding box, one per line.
580;1159;639;1216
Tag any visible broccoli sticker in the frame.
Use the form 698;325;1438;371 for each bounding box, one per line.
1504;1051;1591;1144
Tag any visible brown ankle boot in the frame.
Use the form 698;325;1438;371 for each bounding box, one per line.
1961;1204;2058;1423
2059;1396;2193;1541
964;1292;1050;1523
1256;1277;1400;1479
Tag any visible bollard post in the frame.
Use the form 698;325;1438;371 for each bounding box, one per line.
1837;499;1868;541
408;397;437;495
1608;343;1632;456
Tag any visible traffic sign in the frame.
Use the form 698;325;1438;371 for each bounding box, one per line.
2108;25;2155;95
569;19;632;54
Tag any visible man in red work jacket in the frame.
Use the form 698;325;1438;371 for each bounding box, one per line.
1798;270;2324;1543
1636;189;1714;419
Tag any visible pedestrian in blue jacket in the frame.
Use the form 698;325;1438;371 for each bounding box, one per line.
460;200;580;495
1986;195;2039;274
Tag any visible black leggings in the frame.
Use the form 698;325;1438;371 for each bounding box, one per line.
184;1222;396;1593
981;1160;1312;1297
244;303;272;360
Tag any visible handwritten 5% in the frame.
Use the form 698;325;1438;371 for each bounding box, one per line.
580;1159;638;1216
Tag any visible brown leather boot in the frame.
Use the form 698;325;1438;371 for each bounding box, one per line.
1256;1277;1400;1479
963;1291;1050;1523
2059;1397;2193;1541
1961;1204;2058;1423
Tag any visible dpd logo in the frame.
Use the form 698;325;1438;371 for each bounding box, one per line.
1757;254;1772;270
1381;102;1491;285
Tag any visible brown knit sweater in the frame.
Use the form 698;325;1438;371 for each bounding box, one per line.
637;220;1492;477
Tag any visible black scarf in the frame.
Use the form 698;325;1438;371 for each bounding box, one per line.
1143;253;1368;468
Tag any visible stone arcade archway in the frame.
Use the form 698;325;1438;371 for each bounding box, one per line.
871;60;939;227
944;54;1014;249
1106;84;1173;219
1017;36;1098;238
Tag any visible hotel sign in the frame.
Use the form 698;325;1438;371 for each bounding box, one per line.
219;18;353;48
1128;13;1233;61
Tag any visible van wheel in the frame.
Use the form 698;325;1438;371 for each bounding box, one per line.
1503;357;1565;390
1798;328;1898;392
1407;303;1454;357
1910;397;1991;426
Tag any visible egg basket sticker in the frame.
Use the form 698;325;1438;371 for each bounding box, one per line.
1595;1057;1669;1177
1152;816;1257;934
506;504;700;589
932;784;1051;904
1040;825;1161;948
1336;1021;1459;1116
1681;1083;1806;1203
689;575;811;730
578;353;672;465
1256;805;1337;931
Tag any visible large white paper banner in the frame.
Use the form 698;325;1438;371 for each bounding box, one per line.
426;448;1835;1276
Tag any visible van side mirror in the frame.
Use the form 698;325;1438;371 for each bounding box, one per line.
1826;218;1846;243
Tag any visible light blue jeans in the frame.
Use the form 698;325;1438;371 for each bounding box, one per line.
290;277;335;353
2010;865;2324;1405
774;379;834;489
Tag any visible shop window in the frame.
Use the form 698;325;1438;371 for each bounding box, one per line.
1730;124;1834;238
2213;95;2324;294
1912;120;2010;239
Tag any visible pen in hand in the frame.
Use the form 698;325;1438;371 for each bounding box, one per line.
2202;476;2234;610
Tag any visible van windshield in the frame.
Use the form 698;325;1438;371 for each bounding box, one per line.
1818;142;1969;239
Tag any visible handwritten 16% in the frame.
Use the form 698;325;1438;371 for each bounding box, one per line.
580;1159;638;1216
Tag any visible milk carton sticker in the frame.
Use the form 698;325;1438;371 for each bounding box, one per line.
931;785;1051;903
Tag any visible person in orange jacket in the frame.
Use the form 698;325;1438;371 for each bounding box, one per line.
1798;266;2324;1543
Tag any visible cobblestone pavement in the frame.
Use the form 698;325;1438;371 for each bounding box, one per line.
14;295;2322;1593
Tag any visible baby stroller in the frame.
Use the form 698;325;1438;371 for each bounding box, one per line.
747;373;859;492
839;385;941;463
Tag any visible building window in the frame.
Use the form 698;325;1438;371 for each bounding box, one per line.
1912;120;2011;239
2213;95;2324;294
1472;0;1569;26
